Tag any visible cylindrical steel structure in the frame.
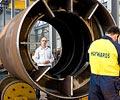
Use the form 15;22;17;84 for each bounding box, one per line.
0;0;116;99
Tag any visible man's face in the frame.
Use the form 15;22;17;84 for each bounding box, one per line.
116;34;120;43
40;37;48;47
114;34;120;42
110;33;120;42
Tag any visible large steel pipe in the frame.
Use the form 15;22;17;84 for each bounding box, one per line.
0;0;116;99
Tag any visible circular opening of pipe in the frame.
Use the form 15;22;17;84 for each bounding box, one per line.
19;11;93;98
19;11;93;79
28;21;62;69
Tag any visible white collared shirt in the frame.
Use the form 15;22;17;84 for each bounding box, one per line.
32;46;54;66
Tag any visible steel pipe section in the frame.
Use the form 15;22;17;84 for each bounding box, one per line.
0;0;116;99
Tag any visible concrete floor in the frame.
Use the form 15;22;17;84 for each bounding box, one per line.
39;91;48;100
39;91;88;100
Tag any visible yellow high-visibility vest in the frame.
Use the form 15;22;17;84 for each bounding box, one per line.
88;38;120;76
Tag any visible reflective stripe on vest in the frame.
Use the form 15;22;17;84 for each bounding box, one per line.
88;39;120;76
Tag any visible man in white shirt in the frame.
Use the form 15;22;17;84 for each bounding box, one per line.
32;36;54;100
32;36;54;68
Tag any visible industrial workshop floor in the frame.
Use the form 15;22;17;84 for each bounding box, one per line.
40;91;47;100
40;91;88;100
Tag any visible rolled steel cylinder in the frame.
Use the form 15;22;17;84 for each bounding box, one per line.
0;0;116;99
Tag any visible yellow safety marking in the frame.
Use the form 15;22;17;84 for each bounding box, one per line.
8;0;34;10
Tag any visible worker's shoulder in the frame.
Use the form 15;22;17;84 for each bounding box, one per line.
90;39;110;48
91;38;102;44
93;38;109;43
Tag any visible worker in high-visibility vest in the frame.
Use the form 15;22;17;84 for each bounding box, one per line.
88;26;120;100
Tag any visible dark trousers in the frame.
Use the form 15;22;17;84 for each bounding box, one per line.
36;89;40;99
35;66;51;99
88;74;120;100
36;66;41;99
